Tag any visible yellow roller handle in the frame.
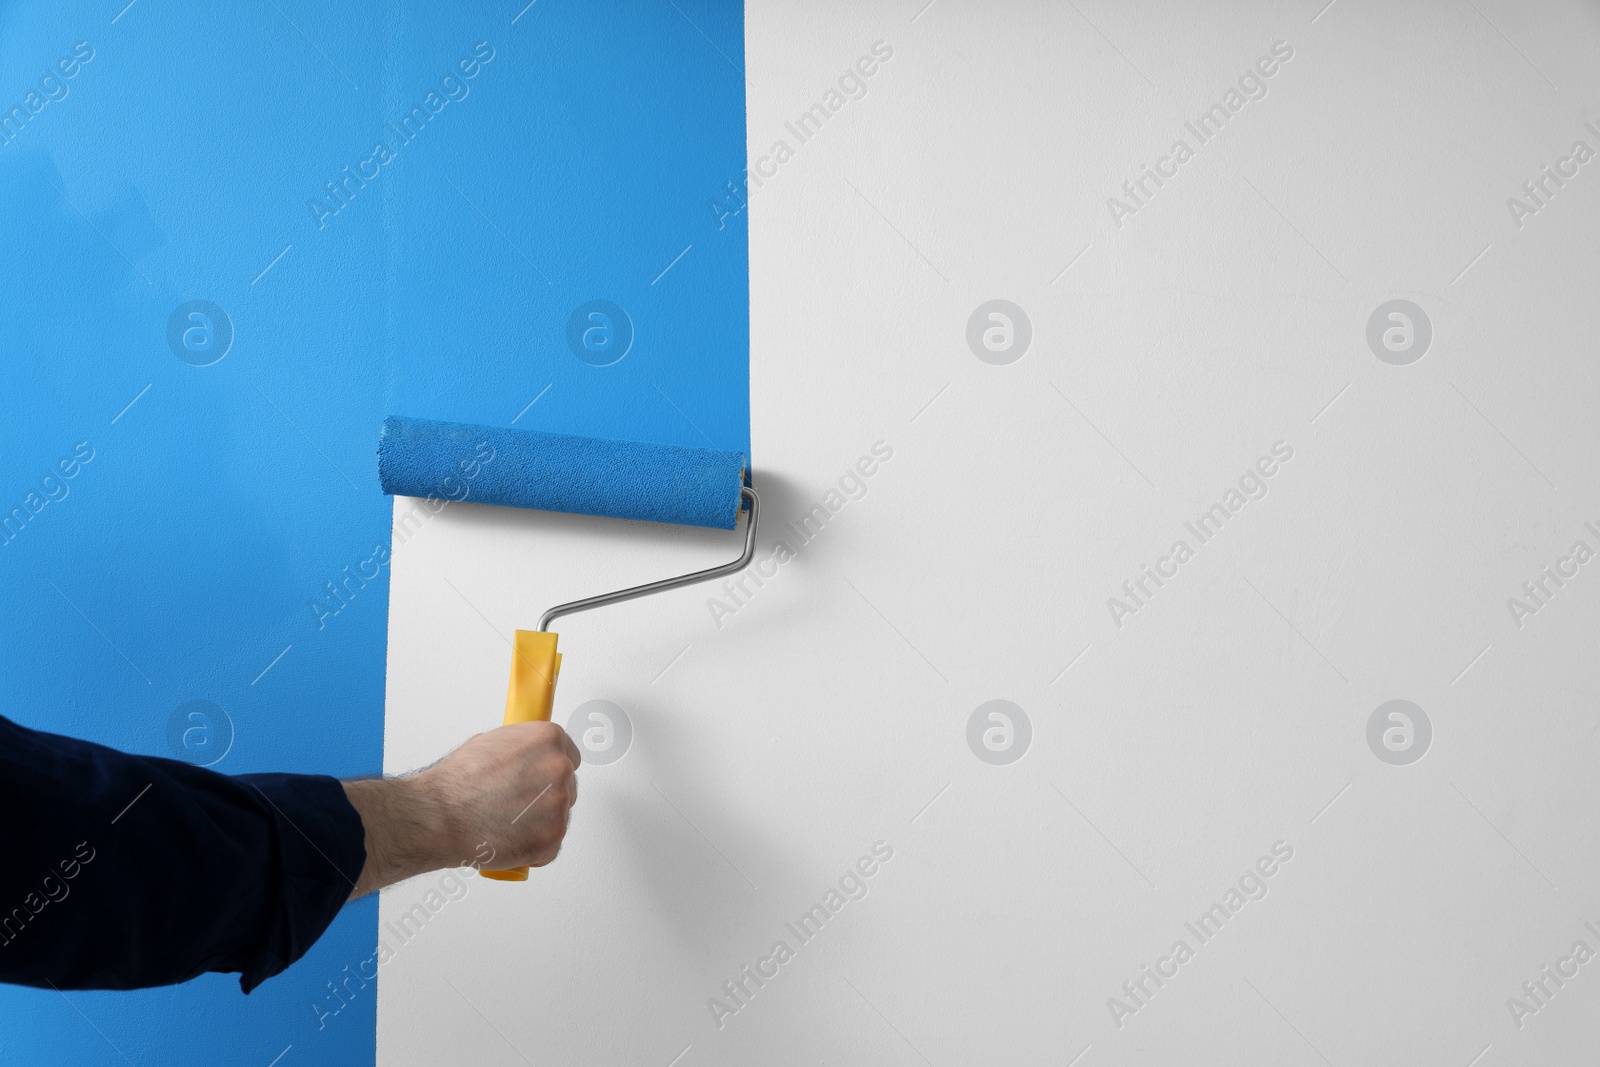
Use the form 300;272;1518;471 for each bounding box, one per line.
481;629;561;882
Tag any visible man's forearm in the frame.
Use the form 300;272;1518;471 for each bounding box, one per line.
341;776;458;899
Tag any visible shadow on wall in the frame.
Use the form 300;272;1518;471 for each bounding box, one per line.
606;706;806;912
604;703;829;1042
574;473;816;941
699;468;881;639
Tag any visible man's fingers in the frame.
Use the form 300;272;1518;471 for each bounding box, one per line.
555;725;581;769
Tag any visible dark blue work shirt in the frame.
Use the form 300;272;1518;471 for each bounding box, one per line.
0;713;365;993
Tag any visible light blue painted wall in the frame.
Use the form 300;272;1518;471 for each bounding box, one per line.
0;1;747;1063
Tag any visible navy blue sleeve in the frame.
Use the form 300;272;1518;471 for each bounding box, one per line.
0;713;366;993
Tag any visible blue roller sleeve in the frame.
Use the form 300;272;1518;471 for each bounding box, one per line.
378;416;747;530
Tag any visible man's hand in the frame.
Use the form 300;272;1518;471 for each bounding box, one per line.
341;721;581;898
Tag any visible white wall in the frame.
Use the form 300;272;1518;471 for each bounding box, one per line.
380;2;1600;1063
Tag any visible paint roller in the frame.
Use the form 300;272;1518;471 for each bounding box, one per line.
377;415;757;880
